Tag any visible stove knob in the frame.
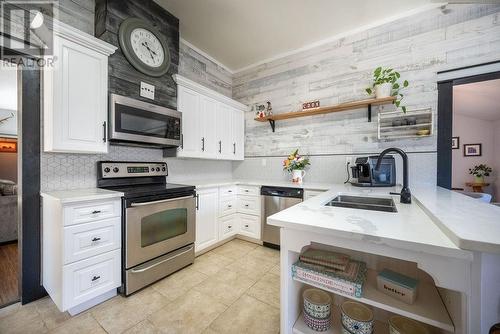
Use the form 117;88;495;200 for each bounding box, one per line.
156;167;160;172
113;167;119;173
162;167;166;172
104;167;110;173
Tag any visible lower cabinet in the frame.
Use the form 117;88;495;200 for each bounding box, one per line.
195;188;219;252
218;214;238;240
238;214;261;239
41;193;122;315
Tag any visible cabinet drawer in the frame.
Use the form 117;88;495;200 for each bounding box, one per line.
219;197;237;217
63;218;121;264
219;215;237;240
219;185;237;197
63;249;121;311
239;214;260;239
237;185;260;196
237;195;261;215
64;199;121;226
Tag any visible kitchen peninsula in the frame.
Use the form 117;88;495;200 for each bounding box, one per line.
268;184;500;334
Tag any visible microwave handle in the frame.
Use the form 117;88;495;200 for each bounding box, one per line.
130;195;194;207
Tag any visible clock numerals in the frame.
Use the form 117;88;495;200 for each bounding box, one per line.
130;28;164;68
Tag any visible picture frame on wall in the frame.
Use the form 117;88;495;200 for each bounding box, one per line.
0;140;17;153
452;137;459;149
463;143;481;157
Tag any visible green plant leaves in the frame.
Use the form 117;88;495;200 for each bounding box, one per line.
366;88;373;95
366;67;409;112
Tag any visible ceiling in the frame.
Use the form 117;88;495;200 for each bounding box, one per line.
453;79;500;121
155;0;438;72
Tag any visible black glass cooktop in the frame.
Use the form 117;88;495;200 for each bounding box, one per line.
102;183;195;199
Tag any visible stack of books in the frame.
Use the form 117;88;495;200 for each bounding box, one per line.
292;248;367;298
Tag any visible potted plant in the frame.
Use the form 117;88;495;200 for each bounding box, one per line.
469;164;492;184
283;149;310;183
366;67;409;112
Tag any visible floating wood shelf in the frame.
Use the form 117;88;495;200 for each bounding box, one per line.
254;96;396;132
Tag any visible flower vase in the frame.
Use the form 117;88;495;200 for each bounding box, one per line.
474;175;485;184
375;83;392;98
291;169;306;183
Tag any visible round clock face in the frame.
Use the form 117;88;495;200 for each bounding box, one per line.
118;18;171;77
130;28;165;68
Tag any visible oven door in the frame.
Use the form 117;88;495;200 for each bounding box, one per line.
125;194;195;269
110;94;181;147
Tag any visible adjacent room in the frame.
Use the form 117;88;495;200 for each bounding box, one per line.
0;1;499;334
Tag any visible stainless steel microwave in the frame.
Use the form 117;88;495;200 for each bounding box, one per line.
109;94;181;147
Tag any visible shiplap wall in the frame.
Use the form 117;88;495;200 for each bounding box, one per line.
232;4;500;158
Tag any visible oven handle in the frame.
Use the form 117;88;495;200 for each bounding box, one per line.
129;245;194;273
130;195;195;207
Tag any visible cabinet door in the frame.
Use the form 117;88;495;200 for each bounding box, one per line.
216;103;233;160
195;188;219;252
177;86;202;158
232;108;245;160
200;95;217;158
45;37;108;153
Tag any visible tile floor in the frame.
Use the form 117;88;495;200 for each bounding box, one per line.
0;239;281;334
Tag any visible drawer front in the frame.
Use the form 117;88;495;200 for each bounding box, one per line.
238;214;261;239
64;199;121;226
237;195;261;215
64;217;121;264
219;197;237;217
219;185;237;198
63;249;121;311
237;185;260;196
219;215;237;240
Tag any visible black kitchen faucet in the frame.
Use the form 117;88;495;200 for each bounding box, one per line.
375;148;411;204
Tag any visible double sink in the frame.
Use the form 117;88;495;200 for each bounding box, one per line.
325;194;398;213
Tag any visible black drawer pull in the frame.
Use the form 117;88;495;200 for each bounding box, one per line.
228;225;232;229
228;190;232;193
245;224;249;228
91;275;101;282
245;190;249;192
91;210;101;214
228;205;232;208
245;204;249;207
91;237;101;242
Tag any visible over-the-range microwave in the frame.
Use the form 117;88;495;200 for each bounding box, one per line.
109;93;181;148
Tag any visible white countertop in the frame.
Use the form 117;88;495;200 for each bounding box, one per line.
267;183;489;258
41;188;124;204
178;178;334;191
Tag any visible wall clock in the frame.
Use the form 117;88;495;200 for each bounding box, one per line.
118;17;171;77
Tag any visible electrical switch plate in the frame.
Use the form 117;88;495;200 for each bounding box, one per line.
140;82;155;100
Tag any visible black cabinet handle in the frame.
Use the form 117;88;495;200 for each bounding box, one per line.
180;134;183;149
201;137;205;152
102;122;107;142
196;194;199;210
91;275;101;282
245;224;249;228
228;190;232;193
228;205;232;208
91;237;101;242
228;225;232;228
245;204;249;207
91;210;101;214
219;141;222;153
233;143;236;154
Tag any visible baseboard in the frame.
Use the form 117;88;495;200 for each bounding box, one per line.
67;289;117;316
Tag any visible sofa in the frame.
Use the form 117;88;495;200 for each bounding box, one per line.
0;180;18;243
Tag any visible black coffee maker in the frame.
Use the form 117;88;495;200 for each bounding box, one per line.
350;156;396;187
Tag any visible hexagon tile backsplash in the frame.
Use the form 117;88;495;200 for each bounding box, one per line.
41;146;163;191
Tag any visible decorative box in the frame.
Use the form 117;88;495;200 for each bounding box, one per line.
376;269;418;304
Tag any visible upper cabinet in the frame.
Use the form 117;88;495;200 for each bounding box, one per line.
173;75;247;161
44;22;116;154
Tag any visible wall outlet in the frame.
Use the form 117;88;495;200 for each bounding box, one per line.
140;82;155;100
345;156;355;165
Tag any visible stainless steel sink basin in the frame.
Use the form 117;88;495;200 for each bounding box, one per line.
325;195;397;213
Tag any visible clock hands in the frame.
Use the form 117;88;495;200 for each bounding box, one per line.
142;41;158;61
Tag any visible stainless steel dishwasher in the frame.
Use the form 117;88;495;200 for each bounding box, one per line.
261;186;303;248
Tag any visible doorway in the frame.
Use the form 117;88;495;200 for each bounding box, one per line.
0;59;20;307
437;65;500;205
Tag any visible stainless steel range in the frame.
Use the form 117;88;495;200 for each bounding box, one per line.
97;161;195;295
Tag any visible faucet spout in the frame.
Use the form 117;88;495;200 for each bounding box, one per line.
375;147;411;204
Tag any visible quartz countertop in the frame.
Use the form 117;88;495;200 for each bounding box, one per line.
267;183;492;258
41;188;124;204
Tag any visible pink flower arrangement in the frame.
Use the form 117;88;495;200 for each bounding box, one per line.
283;149;310;172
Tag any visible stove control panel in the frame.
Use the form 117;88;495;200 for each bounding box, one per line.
99;162;168;178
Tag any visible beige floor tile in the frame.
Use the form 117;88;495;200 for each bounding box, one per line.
202;327;221;334
192;270;255;306
123;319;161;334
148;289;227;334
246;273;280;308
226;254;275;280
0;302;22;319
191;252;235;276
210;242;252;260
151;266;208;301
227;239;259;251
269;264;280;277
209;294;280;334
49;313;105;334
0;302;48;334
245;246;280;264
33;296;71;330
92;287;169;334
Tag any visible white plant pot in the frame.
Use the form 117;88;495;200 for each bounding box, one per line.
291;169;306;184
375;83;392;98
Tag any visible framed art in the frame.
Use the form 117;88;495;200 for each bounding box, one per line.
0;140;17;153
452;137;459;149
464;143;481;157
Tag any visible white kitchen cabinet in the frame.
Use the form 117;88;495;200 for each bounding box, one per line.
173;75;247;161
219;214;238;240
44;21;116;154
238;214;261;239
195;188;219;252
41;190;123;315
